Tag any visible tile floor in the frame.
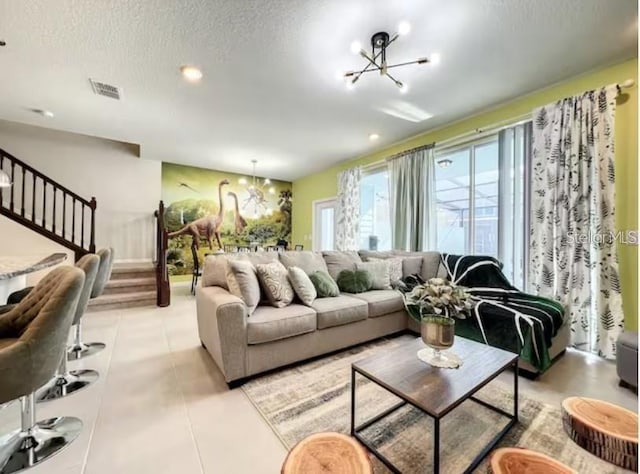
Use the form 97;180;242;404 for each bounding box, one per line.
0;283;636;474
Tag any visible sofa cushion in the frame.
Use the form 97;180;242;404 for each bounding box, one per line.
420;252;443;280
349;290;405;318
279;251;329;275
202;254;243;289
322;251;362;280
288;266;317;306
309;271;340;297
226;260;261;314
312;295;368;329
402;256;423;278
356;261;392;290
247;304;317;344
358;250;396;260
256;261;294;308
247;252;280;267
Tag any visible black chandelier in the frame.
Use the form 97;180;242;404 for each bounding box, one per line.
344;22;437;92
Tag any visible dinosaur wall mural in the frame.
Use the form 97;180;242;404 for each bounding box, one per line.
161;162;292;277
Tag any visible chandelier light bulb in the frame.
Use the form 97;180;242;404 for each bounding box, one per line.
264;178;271;185
350;41;362;55
430;53;441;65
397;81;409;94
239;178;247;185
269;187;276;194
398;21;411;36
180;65;203;82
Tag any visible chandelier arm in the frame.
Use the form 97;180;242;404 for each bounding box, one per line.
384;71;402;86
386;58;429;69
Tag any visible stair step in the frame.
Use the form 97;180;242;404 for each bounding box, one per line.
87;290;156;312
102;277;156;295
110;263;156;280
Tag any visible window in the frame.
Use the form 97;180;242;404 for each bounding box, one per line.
359;168;391;251
434;125;529;288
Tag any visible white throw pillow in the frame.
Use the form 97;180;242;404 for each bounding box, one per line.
288;266;317;306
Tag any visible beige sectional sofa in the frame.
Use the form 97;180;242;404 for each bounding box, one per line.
196;250;568;385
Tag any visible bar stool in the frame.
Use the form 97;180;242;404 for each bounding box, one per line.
0;266;85;473
36;254;100;402
67;248;113;361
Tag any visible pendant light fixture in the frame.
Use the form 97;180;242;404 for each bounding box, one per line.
344;21;436;92
239;160;276;218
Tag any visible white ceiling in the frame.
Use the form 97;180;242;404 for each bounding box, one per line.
0;0;636;181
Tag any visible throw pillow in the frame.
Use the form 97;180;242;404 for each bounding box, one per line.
226;260;261;314
255;261;294;308
202;254;246;289
336;269;373;294
368;257;403;287
288;266;317;306
309;271;340;298
356;261;392;290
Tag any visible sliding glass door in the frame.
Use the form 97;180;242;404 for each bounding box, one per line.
434;125;529;288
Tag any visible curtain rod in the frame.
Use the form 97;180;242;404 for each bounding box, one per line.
385;142;435;162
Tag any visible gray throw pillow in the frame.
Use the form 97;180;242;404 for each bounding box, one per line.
367;257;403;287
203;254;245;289
288;266;317;306
356;261;392;290
256;261;294;308
226;260;261;314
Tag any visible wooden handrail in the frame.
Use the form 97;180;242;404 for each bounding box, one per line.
0;147;96;261
154;200;170;307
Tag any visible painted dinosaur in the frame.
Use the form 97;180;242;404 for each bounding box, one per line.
168;179;230;249
227;191;247;234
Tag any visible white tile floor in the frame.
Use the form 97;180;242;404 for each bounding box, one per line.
0;283;637;474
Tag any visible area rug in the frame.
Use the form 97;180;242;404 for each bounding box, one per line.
242;335;631;473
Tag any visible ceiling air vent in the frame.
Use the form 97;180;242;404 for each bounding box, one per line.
89;79;122;100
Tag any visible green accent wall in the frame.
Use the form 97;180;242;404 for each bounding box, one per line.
292;59;638;330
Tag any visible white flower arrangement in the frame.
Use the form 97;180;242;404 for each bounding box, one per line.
402;277;474;322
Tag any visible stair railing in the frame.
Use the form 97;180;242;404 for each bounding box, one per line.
0;148;96;261
154;200;170;307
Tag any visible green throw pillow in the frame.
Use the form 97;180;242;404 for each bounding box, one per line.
309;271;339;298
336;269;373;294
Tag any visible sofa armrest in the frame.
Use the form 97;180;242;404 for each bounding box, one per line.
196;285;248;383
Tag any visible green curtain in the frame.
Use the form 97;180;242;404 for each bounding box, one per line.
387;146;435;251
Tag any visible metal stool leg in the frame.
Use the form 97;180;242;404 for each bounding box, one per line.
36;355;98;402
0;393;82;473
66;322;105;361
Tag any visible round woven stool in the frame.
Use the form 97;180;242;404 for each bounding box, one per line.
562;397;638;471
281;432;372;474
488;448;576;473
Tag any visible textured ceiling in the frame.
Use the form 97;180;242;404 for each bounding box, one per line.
0;0;636;180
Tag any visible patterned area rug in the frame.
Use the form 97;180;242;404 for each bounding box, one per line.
242;335;631;473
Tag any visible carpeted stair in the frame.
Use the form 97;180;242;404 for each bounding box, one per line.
87;262;156;312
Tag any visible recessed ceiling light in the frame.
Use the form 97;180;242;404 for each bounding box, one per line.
369;133;380;141
180;65;203;82
31;108;54;118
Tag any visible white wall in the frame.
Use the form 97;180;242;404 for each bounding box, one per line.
0;120;161;263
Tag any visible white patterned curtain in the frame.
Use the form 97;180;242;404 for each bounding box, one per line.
335;167;361;250
529;86;623;359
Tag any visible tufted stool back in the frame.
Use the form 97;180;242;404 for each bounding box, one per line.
91;248;114;299
0;266;84;403
72;254;100;325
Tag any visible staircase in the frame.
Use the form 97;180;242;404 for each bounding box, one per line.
87;262;156;312
0;148;96;260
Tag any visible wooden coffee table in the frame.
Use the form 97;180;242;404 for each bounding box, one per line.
350;336;519;474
